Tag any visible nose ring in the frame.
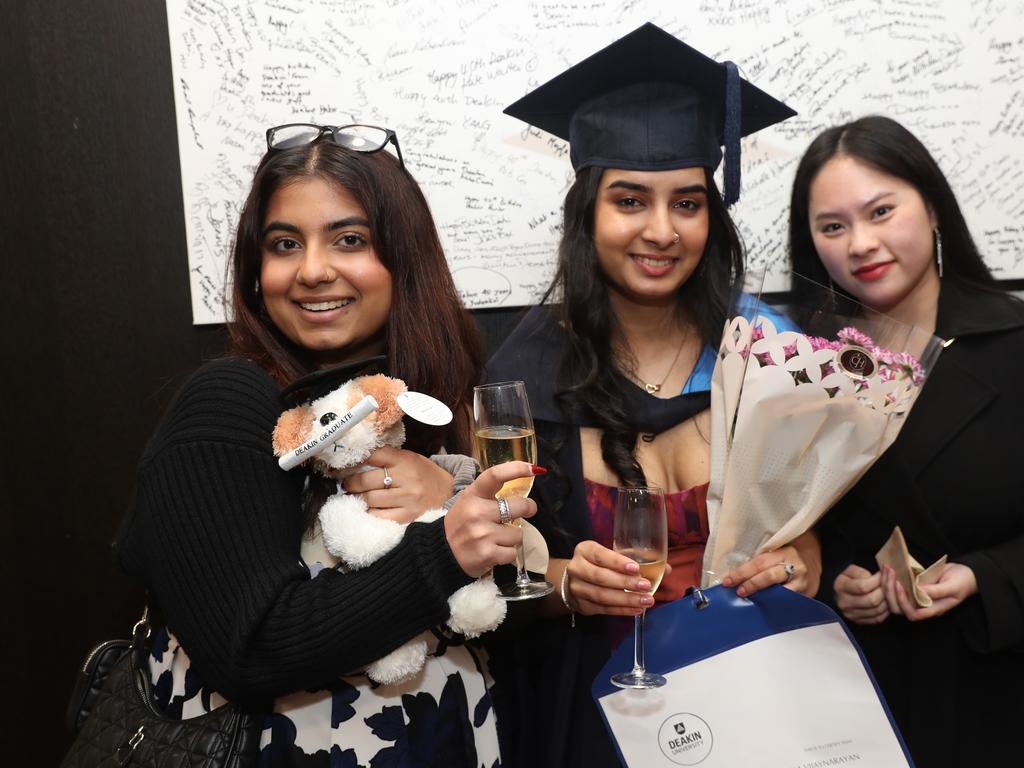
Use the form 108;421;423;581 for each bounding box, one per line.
672;232;680;244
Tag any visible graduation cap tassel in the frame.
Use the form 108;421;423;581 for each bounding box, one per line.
723;61;742;207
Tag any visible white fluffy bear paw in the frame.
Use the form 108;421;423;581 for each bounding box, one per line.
319;493;404;569
446;575;506;639
365;638;429;686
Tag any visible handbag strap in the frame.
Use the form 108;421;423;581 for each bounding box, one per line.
131;604;152;647
130;602;155;691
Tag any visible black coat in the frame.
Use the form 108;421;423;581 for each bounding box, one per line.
817;278;1024;768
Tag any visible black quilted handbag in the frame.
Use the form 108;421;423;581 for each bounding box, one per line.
61;608;262;767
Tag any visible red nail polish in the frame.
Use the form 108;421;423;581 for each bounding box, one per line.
530;464;548;475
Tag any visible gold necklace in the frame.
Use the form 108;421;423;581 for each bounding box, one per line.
634;331;687;394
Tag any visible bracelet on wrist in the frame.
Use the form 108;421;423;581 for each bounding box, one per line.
560;567;576;628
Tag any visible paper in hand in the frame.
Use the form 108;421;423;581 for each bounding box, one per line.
875;526;947;607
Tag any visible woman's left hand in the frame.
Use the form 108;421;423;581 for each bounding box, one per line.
881;562;977;621
721;529;822;598
341;446;454;524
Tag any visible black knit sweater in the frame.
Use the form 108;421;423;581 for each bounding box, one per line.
116;358;473;707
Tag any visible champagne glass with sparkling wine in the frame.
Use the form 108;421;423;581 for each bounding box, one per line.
611;485;668;689
473;381;554;600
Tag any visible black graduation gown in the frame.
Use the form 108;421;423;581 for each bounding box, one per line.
816;278;1024;768
485;305;708;768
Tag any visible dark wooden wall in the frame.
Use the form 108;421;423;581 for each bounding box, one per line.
0;2;522;761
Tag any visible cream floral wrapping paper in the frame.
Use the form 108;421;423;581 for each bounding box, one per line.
702;272;944;585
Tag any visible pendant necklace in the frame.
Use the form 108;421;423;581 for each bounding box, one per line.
637;331;687;395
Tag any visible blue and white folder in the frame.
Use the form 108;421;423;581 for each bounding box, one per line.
593;585;914;767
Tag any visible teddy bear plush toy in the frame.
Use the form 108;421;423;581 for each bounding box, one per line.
272;373;506;685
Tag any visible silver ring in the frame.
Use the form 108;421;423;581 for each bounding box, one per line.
497;497;512;525
382;467;393;488
781;562;796;583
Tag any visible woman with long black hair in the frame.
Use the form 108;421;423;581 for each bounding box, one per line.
790;114;1024;767
487;24;822;767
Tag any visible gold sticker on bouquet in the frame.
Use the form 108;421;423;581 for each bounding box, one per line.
836;344;877;380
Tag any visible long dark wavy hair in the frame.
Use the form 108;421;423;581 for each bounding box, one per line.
789;115;999;305
228;140;483;459
544;166;744;486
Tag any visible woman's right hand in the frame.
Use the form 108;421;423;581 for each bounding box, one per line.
564;540;655;617
833;564;890;625
444;462;537;578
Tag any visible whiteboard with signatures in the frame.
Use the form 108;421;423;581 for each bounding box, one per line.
167;0;1024;324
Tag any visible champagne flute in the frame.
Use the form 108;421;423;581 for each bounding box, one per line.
473;381;554;600
610;485;668;689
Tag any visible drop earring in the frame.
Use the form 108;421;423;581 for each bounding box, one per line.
933;228;944;279
254;278;261;296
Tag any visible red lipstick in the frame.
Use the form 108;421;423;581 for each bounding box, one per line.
852;262;893;281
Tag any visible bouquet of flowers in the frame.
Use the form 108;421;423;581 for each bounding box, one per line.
701;271;944;584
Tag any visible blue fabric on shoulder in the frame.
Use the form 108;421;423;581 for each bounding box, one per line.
680;294;800;395
682;345;717;395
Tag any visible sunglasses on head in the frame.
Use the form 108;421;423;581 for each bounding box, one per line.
265;123;404;168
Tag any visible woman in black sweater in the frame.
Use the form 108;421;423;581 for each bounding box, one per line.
116;125;536;766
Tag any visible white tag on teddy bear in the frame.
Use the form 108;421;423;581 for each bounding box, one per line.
396;391;453;425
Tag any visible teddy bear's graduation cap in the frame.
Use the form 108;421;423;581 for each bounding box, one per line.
503;22;795;205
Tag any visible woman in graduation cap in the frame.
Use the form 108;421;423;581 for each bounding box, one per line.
115;125;538;765
789;115;1024;768
487;23;822;767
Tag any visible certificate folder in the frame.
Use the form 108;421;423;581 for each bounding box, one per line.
593;585;914;767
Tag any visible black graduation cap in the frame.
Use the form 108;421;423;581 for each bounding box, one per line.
280;355;387;406
503;23;795;205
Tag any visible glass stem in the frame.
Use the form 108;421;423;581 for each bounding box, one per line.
515;541;530;586
632;609;646;675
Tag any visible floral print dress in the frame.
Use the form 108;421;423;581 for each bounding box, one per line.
149;533;501;768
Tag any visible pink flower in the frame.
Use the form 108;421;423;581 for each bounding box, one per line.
837;327;875;348
872;346;895;366
889;352;925;385
808;336;841;352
